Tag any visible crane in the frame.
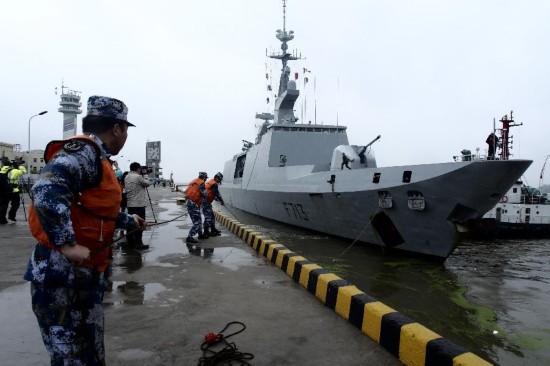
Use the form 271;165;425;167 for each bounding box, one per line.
538;155;550;189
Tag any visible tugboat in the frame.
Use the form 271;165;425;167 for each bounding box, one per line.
219;0;532;260
474;144;550;239
475;181;550;238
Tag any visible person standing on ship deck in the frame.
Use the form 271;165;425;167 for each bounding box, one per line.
486;132;500;160
341;152;354;170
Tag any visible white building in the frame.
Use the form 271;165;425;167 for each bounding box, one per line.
24;150;46;174
0;142;15;164
58;83;82;139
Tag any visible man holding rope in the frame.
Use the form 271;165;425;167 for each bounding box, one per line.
125;162;151;249
185;172;209;243
202;172;224;237
24;95;146;365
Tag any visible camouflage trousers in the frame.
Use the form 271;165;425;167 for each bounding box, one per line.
202;201;214;228
186;200;203;237
30;279;106;366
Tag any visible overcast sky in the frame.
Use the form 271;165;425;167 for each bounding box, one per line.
1;0;549;185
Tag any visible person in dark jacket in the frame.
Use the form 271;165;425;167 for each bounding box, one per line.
0;159;13;224
4;160;27;221
341;152;354;170
486;132;499;160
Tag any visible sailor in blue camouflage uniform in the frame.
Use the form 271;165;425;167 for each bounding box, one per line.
185;172;209;243
24;95;146;366
202;172;225;236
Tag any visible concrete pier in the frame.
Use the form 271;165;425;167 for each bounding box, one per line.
1;187;401;365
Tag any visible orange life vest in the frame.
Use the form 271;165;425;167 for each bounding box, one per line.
205;178;218;203
185;178;205;204
28;135;122;272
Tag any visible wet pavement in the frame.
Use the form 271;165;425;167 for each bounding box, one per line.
0;187;400;366
225;208;550;366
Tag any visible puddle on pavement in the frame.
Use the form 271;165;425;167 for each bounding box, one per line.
126;202;191;265
0;283;46;363
184;245;263;270
116;348;155;361
111;200;265;273
106;281;166;306
106;199;264;309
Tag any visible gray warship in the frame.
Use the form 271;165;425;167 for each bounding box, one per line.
220;0;532;260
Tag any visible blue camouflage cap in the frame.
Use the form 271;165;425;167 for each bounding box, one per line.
86;95;135;126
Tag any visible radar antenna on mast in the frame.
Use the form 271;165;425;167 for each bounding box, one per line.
269;0;303;97
498;110;522;160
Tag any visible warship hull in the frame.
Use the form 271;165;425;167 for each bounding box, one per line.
221;145;531;259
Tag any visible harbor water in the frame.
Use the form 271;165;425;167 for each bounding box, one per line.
220;206;550;366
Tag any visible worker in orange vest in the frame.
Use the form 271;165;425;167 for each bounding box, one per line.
185;172;208;243
202;172;225;236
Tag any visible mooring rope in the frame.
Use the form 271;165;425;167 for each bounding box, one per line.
85;209;188;256
333;206;380;260
109;213;187;246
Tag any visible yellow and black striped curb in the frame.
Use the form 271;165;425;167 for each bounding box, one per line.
214;210;492;366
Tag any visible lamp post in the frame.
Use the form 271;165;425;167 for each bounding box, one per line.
27;110;48;178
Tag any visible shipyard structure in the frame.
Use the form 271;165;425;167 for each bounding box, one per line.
146;141;162;181
57;83;82;139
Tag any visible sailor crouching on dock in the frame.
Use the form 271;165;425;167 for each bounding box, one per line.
24;95;147;365
185;171;209;243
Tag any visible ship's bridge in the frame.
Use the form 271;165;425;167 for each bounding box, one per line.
267;123;348;168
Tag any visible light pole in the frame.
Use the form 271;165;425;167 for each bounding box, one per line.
27;110;48;178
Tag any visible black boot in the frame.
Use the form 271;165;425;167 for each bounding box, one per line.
198;232;209;239
210;226;221;236
186;236;198;243
134;243;150;250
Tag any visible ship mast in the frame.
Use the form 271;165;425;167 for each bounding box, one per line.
270;0;300;96
498;111;522;160
264;0;302;125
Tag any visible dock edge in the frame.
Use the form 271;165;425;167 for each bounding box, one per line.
214;210;492;366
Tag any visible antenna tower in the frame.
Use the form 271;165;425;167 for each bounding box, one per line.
58;81;83;139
